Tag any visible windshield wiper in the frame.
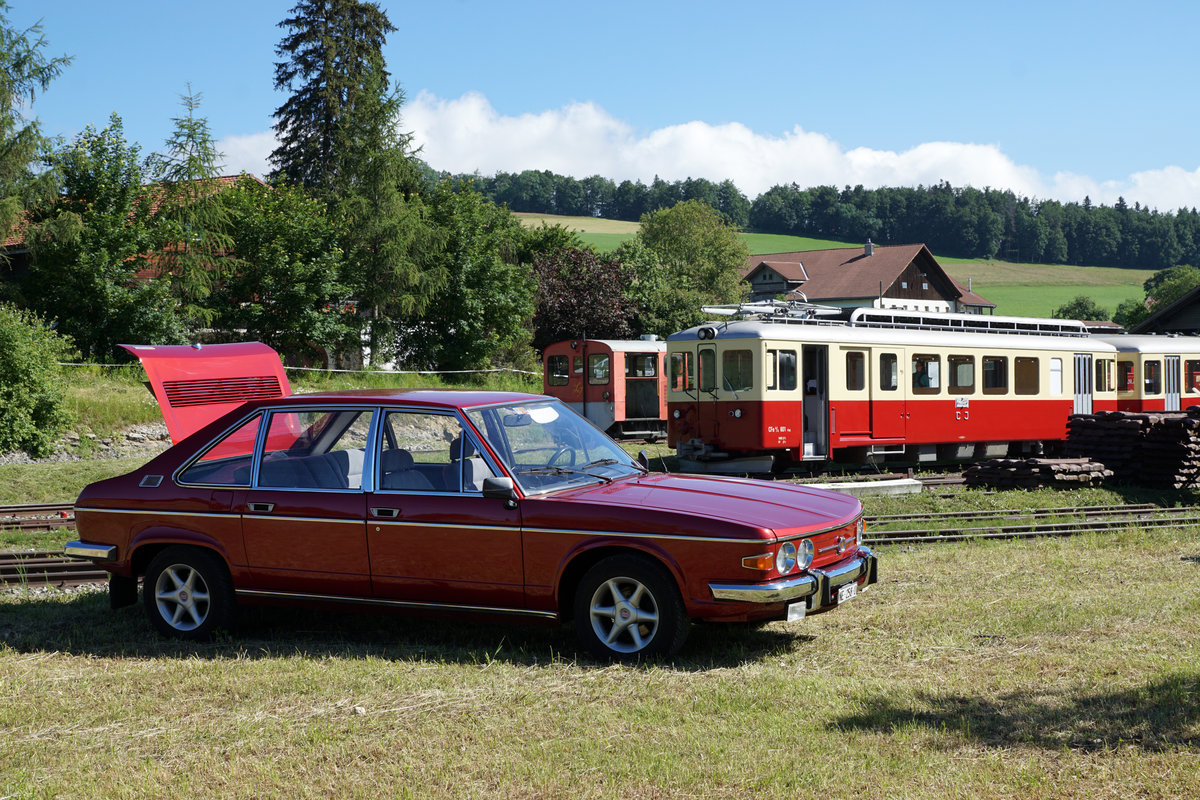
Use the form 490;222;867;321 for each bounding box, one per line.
517;466;613;484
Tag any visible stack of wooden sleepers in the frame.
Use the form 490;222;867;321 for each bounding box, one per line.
963;457;1113;489
1065;408;1200;488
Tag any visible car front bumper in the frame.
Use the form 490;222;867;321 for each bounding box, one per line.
708;546;877;612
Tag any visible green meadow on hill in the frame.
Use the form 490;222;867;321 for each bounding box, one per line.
514;213;1152;319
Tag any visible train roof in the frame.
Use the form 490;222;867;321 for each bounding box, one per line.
544;338;666;353
1091;333;1200;355
669;319;1119;353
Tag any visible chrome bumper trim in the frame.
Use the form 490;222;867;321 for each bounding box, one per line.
708;546;878;608
63;541;117;561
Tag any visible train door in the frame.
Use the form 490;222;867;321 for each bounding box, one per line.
1073;353;1094;414
624;352;660;420
1165;355;1181;411
696;343;720;441
871;349;906;438
802;345;828;457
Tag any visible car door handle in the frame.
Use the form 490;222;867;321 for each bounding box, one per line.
371;507;400;518
248;502;275;513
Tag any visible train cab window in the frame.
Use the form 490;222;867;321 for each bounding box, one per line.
722;349;753;392
912;354;940;394
626;354;658;377
1118;361;1135;393
670;352;694;391
948;355;975;394
768;349;797;391
1015;357;1039;395
547;355;569;386
1186;360;1200;394
845;351;866;391
699;348;717;392
1144;360;1162;394
983;356;1007;394
1096;359;1114;393
879;353;898;391
573;356;583;376
588;354;610;385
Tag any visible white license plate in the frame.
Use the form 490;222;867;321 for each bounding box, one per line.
837;582;858;604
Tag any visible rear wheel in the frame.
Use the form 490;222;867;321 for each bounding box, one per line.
572;555;688;661
143;547;234;640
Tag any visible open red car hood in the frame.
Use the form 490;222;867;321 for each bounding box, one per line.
121;342;290;443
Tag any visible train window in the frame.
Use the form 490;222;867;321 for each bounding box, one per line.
768;349;797;391
1144;360;1162;394
983;356;1007;394
547;355;569;386
588;354;610;385
949;355;975;393
912;354;940;394
723;350;754;392
626;354;658;378
1015;357;1039;395
699;349;717;392
670;352;694;391
1118;361;1135;393
846;352;866;391
1050;358;1063;396
1095;359;1113;393
1187;360;1200;393
879;353;898;391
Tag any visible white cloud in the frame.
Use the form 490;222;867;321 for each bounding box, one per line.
216;130;276;179
217;91;1200;211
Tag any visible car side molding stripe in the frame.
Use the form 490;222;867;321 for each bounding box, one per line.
234;588;558;620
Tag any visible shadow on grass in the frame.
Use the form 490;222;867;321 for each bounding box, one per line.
832;679;1200;752
0;589;812;670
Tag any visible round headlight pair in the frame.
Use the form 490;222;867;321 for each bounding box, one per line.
776;539;815;573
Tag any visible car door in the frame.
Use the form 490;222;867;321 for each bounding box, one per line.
366;409;525;608
239;406;372;596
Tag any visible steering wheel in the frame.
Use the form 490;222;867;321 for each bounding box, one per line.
548;445;576;467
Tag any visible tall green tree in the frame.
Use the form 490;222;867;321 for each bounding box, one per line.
215;177;356;365
635;198;748;329
0;2;71;245
1052;295;1110;322
147;86;232;326
404;184;534;370
25;115;185;360
271;0;435;363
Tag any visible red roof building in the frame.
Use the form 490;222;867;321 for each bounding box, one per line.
743;241;994;314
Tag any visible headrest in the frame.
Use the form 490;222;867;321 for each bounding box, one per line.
380;448;415;471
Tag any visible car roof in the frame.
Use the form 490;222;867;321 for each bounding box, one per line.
259;388;548;410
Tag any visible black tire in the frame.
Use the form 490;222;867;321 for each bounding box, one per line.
143;546;235;641
572;554;689;661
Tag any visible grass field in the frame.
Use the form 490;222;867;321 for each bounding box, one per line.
3;518;1197;798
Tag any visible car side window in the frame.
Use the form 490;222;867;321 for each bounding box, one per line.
177;413;263;486
378;411;493;493
257;409;371;490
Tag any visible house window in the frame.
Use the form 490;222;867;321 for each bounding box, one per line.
900;281;908;289
922;281;929;290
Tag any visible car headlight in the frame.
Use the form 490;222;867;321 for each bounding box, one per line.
798;538;814;569
775;541;797;573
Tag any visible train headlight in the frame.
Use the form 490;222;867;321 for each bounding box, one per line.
798;538;814;569
732;408;743;418
775;541;797;573
673;409;681;419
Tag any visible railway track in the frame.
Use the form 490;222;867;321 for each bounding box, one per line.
5;499;1200;590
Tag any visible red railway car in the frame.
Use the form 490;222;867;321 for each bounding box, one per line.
542;338;668;440
1091;334;1200;412
666;305;1120;471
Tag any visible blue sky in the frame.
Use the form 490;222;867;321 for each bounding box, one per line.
14;0;1200;209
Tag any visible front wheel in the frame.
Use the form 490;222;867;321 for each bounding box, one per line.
573;555;689;661
143;546;234;641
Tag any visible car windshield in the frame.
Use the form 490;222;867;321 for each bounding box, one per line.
465;399;643;494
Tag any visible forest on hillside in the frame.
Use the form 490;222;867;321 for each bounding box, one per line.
450;168;1199;271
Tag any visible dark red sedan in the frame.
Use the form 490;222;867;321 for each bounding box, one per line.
67;389;876;660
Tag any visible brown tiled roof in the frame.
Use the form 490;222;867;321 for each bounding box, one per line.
948;277;997;309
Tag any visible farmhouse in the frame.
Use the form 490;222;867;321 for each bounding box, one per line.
1129;282;1200;334
743;241;995;314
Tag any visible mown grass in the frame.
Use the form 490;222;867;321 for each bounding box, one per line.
2;523;1197;798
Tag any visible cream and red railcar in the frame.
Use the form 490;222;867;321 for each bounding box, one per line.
666;306;1120;471
542;338;668;439
1090;334;1200;412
